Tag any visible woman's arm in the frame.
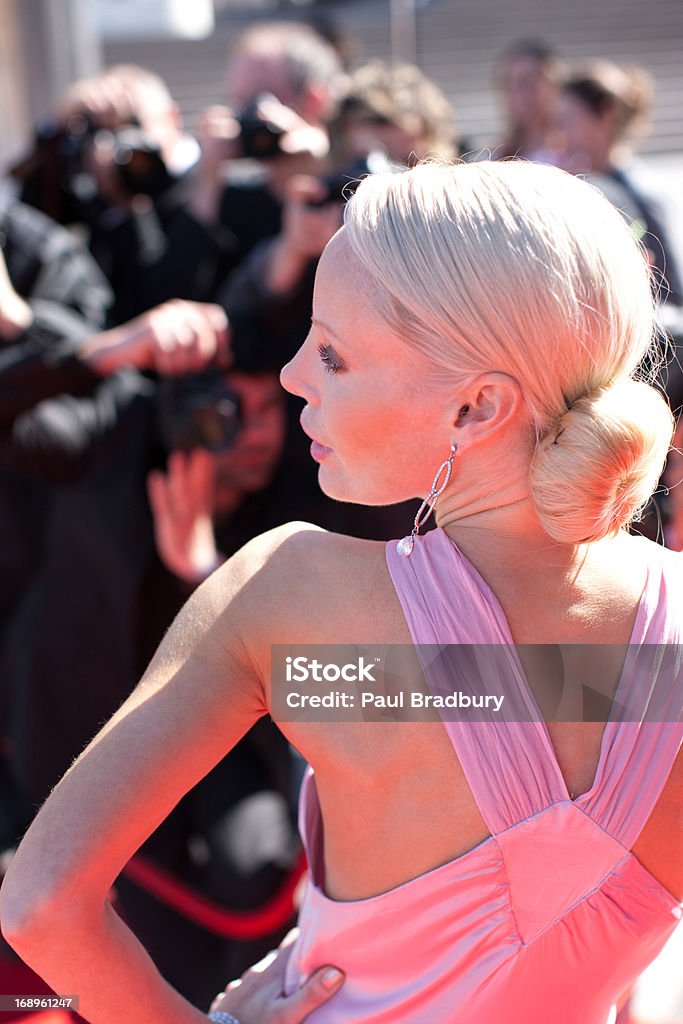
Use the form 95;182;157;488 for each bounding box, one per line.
0;524;306;1024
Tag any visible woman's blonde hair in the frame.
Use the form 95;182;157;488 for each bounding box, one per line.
343;160;674;543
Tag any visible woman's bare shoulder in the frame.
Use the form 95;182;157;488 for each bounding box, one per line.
215;521;400;642
226;519;388;577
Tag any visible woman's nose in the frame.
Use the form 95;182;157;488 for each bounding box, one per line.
280;343;316;404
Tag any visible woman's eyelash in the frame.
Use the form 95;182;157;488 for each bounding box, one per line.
317;343;344;375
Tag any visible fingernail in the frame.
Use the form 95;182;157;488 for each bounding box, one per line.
321;967;343;989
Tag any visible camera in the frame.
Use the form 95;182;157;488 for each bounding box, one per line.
235;94;288;161
305;151;394;208
157;371;242;453
11;114;174;223
102;126;175;200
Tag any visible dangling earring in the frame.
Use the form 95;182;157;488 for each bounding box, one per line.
396;444;457;557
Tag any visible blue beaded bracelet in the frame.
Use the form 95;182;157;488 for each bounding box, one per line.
208;1013;241;1024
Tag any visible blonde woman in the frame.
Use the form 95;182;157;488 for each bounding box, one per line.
1;161;681;1024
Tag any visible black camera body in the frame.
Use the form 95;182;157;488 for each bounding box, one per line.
305;152;394;208
12;115;174;223
108;127;174;200
235;95;288;161
157;372;242;453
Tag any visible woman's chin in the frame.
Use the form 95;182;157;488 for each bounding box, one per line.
317;468;409;508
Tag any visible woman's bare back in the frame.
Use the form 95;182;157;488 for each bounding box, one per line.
253;523;683;903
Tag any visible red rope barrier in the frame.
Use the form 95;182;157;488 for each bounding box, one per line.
121;849;307;940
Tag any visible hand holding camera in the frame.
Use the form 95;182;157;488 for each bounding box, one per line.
262;174;344;296
11;68;181;223
189;95;330;224
80;299;230;377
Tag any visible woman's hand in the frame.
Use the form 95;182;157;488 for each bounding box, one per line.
147;449;224;583
210;930;344;1024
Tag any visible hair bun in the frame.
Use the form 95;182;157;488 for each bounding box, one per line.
529;379;674;543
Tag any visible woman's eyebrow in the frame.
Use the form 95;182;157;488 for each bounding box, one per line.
311;317;344;344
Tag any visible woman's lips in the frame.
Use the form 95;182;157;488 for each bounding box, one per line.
310;440;333;462
300;414;333;461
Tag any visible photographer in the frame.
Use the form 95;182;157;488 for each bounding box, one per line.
14;28;344;319
103;21;347;313
13;65;200;324
0;192;112;623
0;192;114;853
223;55;462;369
0;299;228;438
0;303;303;1007
0;298;227;850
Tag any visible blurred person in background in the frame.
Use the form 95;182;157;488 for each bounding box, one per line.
12;65;200;324
0;305;304;1009
0;194;112;635
0;195;111;850
0;299;230;810
0;298;227;857
552;61;683;546
493;38;565;160
14;21;347;322
224;55;462;376
158;20;346;305
663;416;683;550
123;369;304;1009
332;59;459;166
556;60;683;306
556;60;653;175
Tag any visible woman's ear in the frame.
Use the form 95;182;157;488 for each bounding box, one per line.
451;373;523;449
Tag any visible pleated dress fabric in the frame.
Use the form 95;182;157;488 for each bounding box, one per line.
284;529;683;1023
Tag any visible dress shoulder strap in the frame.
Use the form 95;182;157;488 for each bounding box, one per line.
385;529;568;834
577;546;683;848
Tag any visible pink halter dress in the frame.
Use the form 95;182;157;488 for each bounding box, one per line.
284;528;683;1023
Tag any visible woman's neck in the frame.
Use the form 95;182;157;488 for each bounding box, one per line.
435;493;650;634
436;494;584;581
431;462;625;589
